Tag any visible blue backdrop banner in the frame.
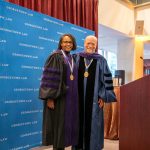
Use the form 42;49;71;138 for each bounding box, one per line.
0;1;94;149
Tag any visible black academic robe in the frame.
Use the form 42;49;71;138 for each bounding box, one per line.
39;50;78;148
74;52;116;150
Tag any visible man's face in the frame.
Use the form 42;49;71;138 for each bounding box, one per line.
84;37;97;54
61;36;73;52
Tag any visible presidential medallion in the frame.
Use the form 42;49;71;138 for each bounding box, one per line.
84;71;89;78
70;74;74;80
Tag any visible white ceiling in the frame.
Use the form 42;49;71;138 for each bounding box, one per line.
98;24;150;59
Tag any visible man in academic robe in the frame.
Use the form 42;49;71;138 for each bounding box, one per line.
74;35;116;150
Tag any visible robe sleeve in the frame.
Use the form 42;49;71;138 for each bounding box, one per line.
39;53;65;100
98;58;117;103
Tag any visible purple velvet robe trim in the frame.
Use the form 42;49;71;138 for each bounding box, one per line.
43;67;60;74
79;52;101;60
42;75;60;82
64;59;78;146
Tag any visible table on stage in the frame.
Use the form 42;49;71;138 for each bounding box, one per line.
104;86;120;140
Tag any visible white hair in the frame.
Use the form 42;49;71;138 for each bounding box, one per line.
85;35;97;42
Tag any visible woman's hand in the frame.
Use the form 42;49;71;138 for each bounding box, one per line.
98;99;104;108
47;99;55;109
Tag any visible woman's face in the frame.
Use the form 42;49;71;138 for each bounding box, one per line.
61;36;73;52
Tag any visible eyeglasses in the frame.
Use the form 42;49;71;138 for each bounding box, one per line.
62;41;73;44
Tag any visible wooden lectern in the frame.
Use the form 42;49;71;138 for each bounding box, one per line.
120;75;150;150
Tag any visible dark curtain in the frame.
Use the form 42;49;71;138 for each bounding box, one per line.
6;0;98;37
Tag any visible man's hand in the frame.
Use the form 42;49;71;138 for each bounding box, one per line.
47;99;54;109
98;99;104;108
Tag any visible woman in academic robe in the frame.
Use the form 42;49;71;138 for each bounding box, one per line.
39;34;78;150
